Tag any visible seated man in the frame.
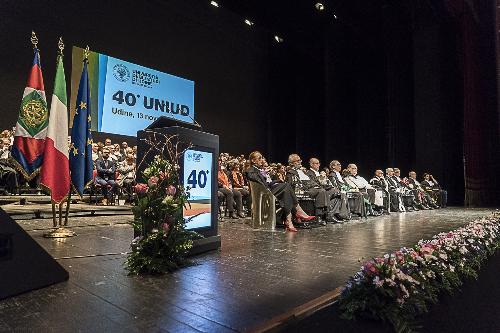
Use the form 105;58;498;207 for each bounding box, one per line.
306;158;346;222
0;139;18;194
328;160;364;217
369;169;390;214
393;168;417;211
344;164;381;216
286;154;329;220
407;171;438;209
95;147;119;204
386;168;405;212
421;173;446;208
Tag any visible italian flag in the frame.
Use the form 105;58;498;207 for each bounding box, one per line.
11;48;48;180
40;55;70;203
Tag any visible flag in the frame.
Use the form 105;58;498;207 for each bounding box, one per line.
70;58;93;197
40;52;70;203
11;47;48;180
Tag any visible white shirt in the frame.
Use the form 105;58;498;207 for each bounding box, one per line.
0;149;9;160
297;169;310;181
310;168;320;177
346;175;373;189
334;171;344;183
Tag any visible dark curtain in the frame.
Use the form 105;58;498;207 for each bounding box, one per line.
443;0;500;206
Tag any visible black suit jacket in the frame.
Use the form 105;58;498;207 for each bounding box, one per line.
286;167;317;190
370;177;388;190
244;166;268;188
96;158;116;180
386;176;399;191
328;172;349;191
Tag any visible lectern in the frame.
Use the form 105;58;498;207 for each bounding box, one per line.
137;117;220;254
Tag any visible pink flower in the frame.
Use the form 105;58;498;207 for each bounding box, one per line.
166;185;177;196
147;176;159;187
134;183;149;194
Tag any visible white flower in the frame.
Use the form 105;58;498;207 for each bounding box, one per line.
373;276;384;288
400;284;410;298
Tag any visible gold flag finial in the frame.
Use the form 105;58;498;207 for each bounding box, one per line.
31;31;38;49
83;45;90;60
58;37;64;55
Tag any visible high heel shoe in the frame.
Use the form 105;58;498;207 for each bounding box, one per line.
295;213;315;222
285;221;298;232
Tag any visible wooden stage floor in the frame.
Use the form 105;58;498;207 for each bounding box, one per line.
0;207;494;332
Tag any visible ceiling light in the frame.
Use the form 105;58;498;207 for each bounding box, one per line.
274;35;284;43
333;13;338;19
315;3;325;11
210;1;219;7
244;19;254;26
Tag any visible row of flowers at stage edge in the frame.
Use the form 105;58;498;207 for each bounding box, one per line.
338;213;500;332
125;155;200;275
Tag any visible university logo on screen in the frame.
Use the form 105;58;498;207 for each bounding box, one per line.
186;151;203;163
112;64;130;82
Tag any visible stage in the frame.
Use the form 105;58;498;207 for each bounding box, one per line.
0;207;494;332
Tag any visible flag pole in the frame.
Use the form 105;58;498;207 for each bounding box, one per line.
43;37;75;238
64;191;71;226
51;203;57;227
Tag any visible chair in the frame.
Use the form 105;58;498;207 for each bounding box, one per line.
249;181;277;230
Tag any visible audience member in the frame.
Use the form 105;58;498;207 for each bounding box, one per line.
245;151;314;232
95;147;119;204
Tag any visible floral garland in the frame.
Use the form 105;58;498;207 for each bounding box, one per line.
125;134;200;275
338;213;500;332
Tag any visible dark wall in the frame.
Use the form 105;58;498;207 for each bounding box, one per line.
0;0;272;154
0;0;496;205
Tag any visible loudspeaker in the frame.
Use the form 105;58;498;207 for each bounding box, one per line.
0;208;68;300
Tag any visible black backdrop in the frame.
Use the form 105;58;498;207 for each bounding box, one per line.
1;0;498;205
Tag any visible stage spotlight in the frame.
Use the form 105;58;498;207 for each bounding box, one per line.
210;1;219;7
244;19;254;26
315;3;325;11
274;35;284;43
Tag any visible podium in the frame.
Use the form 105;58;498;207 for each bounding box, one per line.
137;117;220;254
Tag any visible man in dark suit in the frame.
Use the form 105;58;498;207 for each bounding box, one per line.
286;154;329;219
328;160;364;217
306;158;348;222
370;169;390;214
386;168;405;212
95;147;118;204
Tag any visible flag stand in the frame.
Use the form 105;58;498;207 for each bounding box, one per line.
43;198;76;238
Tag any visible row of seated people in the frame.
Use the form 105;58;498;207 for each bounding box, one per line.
94;147;137;204
0;132;137;198
221;151;447;232
0;142;136;203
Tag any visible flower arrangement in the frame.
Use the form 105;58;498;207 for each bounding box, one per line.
338;213;500;332
125;133;200;275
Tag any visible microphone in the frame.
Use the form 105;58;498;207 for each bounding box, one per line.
185;112;203;131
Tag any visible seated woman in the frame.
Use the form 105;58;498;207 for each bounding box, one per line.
117;154;136;201
229;161;251;213
218;161;244;219
244;151;314;232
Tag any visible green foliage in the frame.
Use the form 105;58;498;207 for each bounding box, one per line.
125;154;201;275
